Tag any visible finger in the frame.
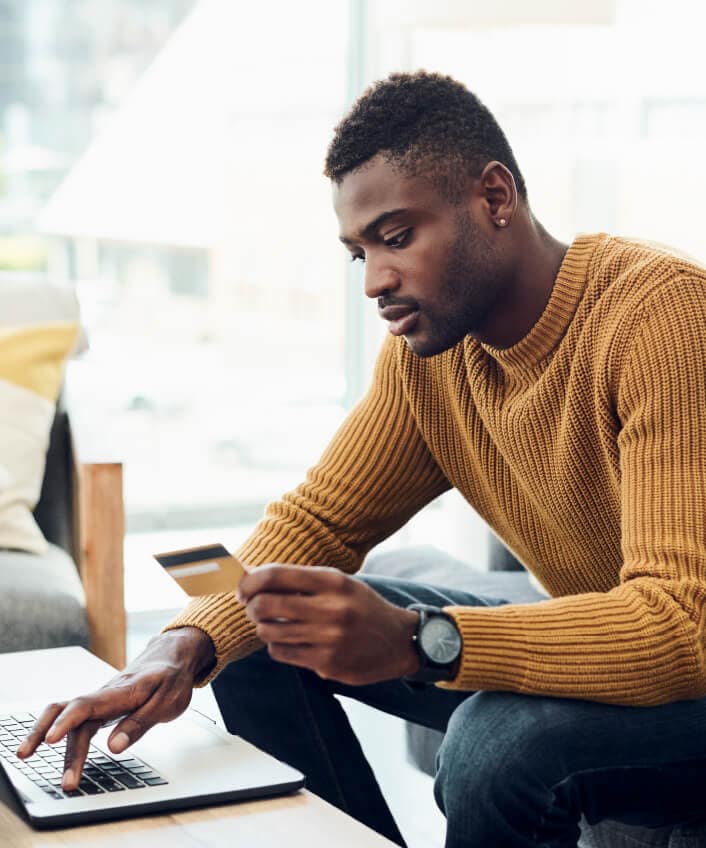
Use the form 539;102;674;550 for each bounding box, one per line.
62;720;100;791
106;710;152;754
267;642;319;668
106;681;191;754
239;564;347;604
44;682;159;745
268;643;340;681
16;702;67;758
256;621;316;644
245;591;323;624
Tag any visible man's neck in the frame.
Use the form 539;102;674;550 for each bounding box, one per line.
481;215;568;350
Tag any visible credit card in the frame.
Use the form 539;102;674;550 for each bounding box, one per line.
153;543;246;596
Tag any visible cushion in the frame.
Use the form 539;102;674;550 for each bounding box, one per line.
0;276;86;354
0;320;79;554
0;544;89;651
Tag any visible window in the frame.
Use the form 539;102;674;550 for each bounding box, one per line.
1;1;351;533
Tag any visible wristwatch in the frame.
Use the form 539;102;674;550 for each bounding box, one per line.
404;603;462;684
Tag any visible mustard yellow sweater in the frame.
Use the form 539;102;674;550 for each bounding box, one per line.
165;233;706;707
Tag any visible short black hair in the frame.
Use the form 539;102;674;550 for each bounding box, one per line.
324;70;527;203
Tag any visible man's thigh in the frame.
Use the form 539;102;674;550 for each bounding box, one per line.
437;686;706;833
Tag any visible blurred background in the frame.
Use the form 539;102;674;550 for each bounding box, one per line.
2;0;706;615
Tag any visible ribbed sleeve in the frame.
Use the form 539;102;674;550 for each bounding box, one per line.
441;276;706;705
163;336;450;684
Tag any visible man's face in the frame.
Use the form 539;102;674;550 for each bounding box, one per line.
334;155;506;357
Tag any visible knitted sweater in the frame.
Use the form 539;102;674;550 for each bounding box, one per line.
165;233;706;707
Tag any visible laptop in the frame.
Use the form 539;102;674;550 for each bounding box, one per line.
0;700;305;829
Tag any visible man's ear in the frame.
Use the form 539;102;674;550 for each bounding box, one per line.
479;160;517;227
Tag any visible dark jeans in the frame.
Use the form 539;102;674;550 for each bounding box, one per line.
212;575;706;848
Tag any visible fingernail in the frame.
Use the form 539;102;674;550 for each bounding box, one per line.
16;743;27;758
63;769;75;788
111;732;130;753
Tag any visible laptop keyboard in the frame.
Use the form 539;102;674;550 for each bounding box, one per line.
0;713;168;800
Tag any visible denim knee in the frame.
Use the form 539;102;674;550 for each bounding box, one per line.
433;691;566;818
433;691;590;846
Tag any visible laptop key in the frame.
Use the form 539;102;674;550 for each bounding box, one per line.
79;780;105;795
92;775;125;791
123;761;154;771
40;788;65;799
143;776;168;786
113;773;143;789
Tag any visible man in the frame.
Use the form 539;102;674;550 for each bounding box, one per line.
18;72;706;847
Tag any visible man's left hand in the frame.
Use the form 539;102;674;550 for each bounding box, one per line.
237;564;420;686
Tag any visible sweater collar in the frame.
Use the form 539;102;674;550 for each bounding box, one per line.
480;233;604;375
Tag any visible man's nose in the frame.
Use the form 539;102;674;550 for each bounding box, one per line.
364;260;400;300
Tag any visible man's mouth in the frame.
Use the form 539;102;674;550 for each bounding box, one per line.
379;305;421;337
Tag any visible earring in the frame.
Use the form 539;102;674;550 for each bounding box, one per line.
498;218;507;227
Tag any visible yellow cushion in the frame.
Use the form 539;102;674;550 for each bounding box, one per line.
0;321;80;554
0;322;79;401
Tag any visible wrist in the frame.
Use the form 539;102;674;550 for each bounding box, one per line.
164;626;216;681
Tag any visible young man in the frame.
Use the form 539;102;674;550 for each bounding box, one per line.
20;72;706;847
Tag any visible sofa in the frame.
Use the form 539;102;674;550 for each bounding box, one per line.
364;540;706;848
0;278;126;668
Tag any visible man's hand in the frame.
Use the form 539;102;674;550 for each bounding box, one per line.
238;564;420;686
15;626;215;791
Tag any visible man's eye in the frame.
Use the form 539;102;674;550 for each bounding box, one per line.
384;229;411;249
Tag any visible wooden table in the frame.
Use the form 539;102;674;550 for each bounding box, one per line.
0;647;396;847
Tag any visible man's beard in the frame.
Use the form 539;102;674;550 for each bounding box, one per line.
413;211;503;358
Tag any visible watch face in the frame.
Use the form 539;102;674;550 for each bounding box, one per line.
419;615;461;665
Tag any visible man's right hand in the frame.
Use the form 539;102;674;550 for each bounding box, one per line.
15;626;216;792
